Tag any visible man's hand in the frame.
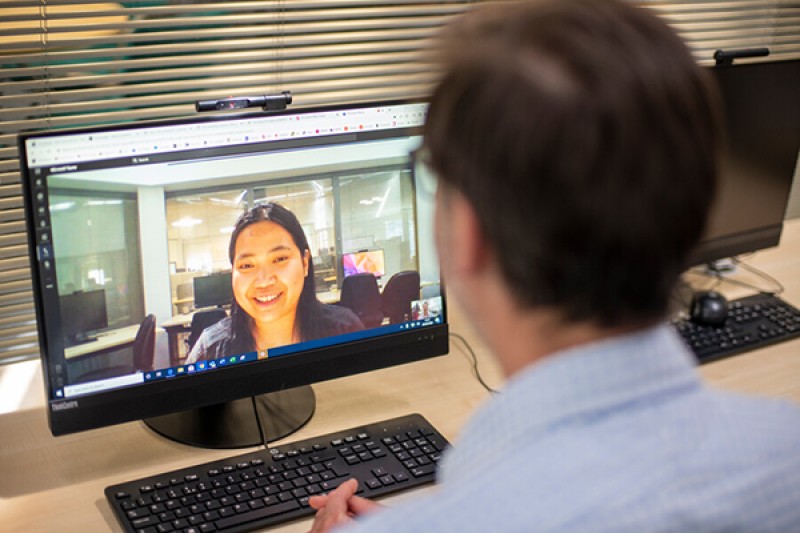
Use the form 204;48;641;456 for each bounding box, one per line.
307;478;381;533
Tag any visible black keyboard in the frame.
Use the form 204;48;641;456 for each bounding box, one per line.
674;293;800;364
106;413;447;533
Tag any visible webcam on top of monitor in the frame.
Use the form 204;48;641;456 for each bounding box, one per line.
195;91;292;112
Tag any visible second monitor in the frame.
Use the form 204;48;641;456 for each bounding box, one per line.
193;272;233;309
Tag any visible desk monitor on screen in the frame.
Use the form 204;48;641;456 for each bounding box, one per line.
342;249;386;279
193;272;233;309
20;100;447;448
60;289;108;346
688;58;800;266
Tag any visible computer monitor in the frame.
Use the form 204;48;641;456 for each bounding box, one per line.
193;272;233;309
342;249;386;279
60;289;108;346
20;100;447;447
688;58;800;266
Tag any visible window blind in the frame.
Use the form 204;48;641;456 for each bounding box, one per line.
642;1;800;64
1;0;799;364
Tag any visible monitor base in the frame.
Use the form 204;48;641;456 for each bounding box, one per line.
143;385;315;449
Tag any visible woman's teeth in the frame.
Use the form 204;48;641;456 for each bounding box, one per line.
255;294;279;303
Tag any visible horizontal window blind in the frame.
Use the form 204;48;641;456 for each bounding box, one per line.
642;1;800;64
1;0;799;364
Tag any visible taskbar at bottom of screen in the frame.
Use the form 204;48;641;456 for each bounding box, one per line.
144;316;443;382
143;351;259;383
57;317;443;399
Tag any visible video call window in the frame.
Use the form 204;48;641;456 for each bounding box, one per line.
165;165;421;319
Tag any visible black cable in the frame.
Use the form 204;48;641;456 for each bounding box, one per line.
690;256;784;295
731;257;785;294
250;395;270;449
449;332;499;395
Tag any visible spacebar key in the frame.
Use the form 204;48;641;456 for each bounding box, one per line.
215;499;301;530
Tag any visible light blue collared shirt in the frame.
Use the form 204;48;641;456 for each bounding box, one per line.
345;325;800;532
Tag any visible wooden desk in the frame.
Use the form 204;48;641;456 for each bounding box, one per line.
161;312;195;366
1;219;798;532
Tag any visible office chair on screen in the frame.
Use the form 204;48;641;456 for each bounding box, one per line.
381;270;421;324
338;273;384;328
186;308;227;352
71;314;157;384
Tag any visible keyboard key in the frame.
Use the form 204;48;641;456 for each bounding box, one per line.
214;499;301;530
393;472;409;483
320;477;349;492
410;464;437;478
131;515;160;528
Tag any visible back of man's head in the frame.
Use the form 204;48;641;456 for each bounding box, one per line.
423;0;721;327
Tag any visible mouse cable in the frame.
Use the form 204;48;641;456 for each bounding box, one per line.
729;257;785;295
449;332;499;395
690;256;784;296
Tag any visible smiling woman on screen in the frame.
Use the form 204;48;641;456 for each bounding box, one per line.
186;203;363;363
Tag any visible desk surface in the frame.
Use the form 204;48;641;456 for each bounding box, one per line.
64;324;141;360
1;219;799;532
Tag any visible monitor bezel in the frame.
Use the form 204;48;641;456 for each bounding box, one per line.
19;99;449;437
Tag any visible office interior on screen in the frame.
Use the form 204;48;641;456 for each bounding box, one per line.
48;136;441;379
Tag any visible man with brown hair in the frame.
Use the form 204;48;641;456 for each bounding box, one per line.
308;1;800;531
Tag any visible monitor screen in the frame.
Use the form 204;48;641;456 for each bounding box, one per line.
688;58;800;266
193;272;233;308
20;100;447;444
342;249;386;278
60;289;108;346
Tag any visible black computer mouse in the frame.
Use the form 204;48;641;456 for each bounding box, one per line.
690;290;729;327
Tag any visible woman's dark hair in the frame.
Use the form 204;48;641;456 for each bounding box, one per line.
423;0;722;326
226;203;326;353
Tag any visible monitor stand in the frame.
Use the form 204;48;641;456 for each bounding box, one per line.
142;385;315;449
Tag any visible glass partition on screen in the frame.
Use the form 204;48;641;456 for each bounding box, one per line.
20;101;448;447
688;59;800;266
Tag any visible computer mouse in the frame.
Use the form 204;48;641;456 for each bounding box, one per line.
690;290;729;327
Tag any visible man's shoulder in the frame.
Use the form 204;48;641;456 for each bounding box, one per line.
705;388;800;444
344;394;800;532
